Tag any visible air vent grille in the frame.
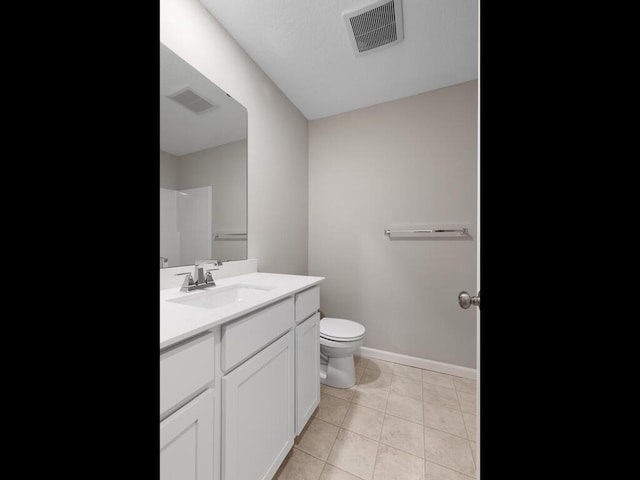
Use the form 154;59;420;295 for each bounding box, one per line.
167;87;217;114
344;0;404;55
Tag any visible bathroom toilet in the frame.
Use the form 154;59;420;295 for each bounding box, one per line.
319;317;366;389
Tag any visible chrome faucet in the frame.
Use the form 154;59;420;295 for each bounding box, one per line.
179;260;220;292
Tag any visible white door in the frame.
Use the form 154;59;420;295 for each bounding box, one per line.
456;94;481;473
476;102;480;473
295;312;320;435
160;388;215;480
222;331;294;480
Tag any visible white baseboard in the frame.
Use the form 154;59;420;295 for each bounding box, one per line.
358;346;477;380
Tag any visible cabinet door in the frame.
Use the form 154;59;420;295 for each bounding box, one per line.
295;312;320;435
222;331;294;480
160;388;215;480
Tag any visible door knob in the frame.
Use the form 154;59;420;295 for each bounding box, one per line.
458;290;480;309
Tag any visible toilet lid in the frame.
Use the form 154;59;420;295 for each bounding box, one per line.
320;318;365;341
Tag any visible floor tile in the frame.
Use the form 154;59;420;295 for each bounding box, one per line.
273;448;325;480
452;377;476;395
295;417;340;461
341;404;384;441
422;383;460;410
351;386;389;411
373;444;424;480
469;442;477;469
423;427;475;476
424;461;475;480
380;414;424;458
422;403;467;438
456;391;476;415
314;393;351;426
364;358;395;375
358;371;392;389
462;413;476;441
422;370;455;389
322;384;357;402
386;392;423;424
354;355;369;369
327;429;379;480
281;356;479;480
320;464;362;480
393;364;423;381
390;375;423;401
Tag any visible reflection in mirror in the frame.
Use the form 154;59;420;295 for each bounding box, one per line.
160;43;248;268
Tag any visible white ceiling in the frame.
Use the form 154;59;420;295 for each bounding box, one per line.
160;43;248;156
199;0;478;120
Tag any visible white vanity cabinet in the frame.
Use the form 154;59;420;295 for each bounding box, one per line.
222;330;295;480
294;286;321;435
160;388;215;480
160;331;218;480
221;298;295;480
160;274;324;480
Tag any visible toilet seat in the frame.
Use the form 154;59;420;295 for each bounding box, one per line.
320;318;365;342
319;317;366;388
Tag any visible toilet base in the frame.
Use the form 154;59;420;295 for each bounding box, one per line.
321;355;356;389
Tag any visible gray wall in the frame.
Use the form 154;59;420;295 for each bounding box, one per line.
161;0;308;275
178;140;247;235
160;150;179;190
308;81;478;368
178;140;247;261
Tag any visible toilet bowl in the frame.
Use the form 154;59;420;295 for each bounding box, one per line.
319;317;366;389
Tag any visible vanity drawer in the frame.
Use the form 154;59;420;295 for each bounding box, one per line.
222;297;294;372
160;332;215;416
295;286;319;324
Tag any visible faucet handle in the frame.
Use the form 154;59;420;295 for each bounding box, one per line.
179;273;195;291
205;271;216;286
175;272;194;283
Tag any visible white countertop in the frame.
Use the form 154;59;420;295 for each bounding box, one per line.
160;272;324;350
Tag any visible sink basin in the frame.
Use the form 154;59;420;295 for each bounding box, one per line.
167;284;276;310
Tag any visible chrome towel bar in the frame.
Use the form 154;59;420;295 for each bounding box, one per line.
384;227;469;237
214;233;247;240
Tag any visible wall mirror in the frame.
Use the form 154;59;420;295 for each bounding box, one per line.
160;42;248;268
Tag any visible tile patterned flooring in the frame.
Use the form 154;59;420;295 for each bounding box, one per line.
274;355;478;480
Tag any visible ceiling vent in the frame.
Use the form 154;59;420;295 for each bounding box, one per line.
167;86;218;114
343;0;404;56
